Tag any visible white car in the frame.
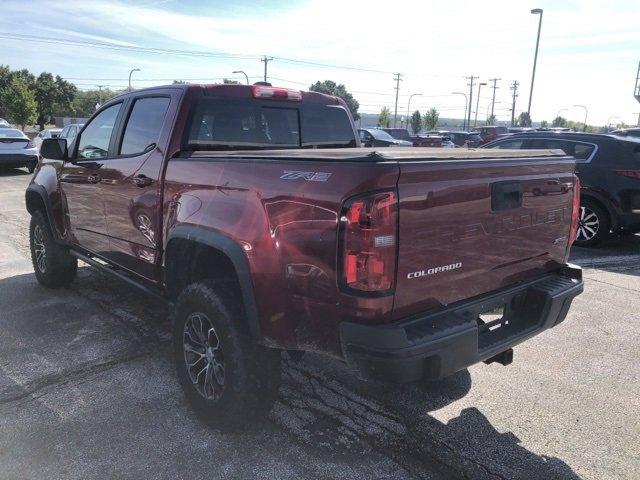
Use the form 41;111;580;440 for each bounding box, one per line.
33;128;62;151
0;128;39;173
0;118;12;128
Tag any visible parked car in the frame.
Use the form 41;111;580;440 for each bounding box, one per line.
611;127;640;138
0;118;12;128
427;130;482;147
58;123;84;143
483;132;640;246
508;127;534;134
358;128;412;147
29;83;583;428
33;128;62;151
476;125;509;144
380;128;442;147
0;128;38;173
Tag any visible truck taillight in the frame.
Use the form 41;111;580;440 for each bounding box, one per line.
252;85;302;101
568;176;581;246
341;190;398;294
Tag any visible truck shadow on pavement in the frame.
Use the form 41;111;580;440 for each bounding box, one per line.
570;233;640;277
0;268;582;480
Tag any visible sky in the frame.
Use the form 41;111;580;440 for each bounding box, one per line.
1;0;639;126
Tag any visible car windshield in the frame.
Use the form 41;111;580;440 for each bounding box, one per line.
185;98;356;150
370;129;395;141
0;129;25;138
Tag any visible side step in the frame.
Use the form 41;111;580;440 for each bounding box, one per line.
483;348;514;366
70;250;168;303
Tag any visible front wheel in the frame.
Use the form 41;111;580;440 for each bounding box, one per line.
574;199;610;247
29;210;77;287
172;281;281;429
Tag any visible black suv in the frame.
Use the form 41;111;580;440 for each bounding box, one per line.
483;133;640;246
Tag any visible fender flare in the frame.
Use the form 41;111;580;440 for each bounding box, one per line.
165;225;262;343
25;184;63;242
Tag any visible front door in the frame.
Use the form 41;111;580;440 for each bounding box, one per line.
59;102;123;255
98;94;173;281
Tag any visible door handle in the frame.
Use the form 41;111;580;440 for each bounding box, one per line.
133;174;153;188
87;174;102;184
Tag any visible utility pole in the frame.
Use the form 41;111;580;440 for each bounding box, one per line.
261;56;273;83
393;73;403;128
97;85;104;104
489;78;501;118
635;112;640;127
510;80;519;126
474;82;487;128
465;76;477;131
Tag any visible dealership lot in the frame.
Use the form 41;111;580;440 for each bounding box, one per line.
0;169;638;479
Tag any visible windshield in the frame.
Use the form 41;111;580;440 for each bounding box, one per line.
0;129;25;138
370;129;396;141
185;98;356;150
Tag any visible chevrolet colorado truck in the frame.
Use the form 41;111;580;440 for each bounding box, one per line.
27;83;584;427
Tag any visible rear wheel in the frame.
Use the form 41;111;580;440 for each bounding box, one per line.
172;281;281;429
574;198;610;247
29;210;78;287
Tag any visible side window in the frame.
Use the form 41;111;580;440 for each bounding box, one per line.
491;139;525;149
529;139;568;153
77;103;121;159
60;126;69;138
120;97;170;155
572;143;595;160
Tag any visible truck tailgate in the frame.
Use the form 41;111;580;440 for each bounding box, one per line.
393;155;576;319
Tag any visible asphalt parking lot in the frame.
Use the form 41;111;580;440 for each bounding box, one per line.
0;167;638;480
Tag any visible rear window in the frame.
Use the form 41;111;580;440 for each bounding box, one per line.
185;98;356;150
0;129;25;138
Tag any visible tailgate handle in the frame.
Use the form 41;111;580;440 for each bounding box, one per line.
492;181;523;211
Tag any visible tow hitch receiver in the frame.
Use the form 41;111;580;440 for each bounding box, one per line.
483;348;513;366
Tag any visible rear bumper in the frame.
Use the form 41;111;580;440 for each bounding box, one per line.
0;153;38;167
340;264;584;383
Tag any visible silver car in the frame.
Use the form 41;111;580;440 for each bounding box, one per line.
33;128;62;151
0;128;39;173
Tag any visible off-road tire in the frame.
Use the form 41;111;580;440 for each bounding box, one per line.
173;280;281;430
29;210;77;287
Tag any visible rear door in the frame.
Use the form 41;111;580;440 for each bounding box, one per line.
393;155;576;319
98;91;176;281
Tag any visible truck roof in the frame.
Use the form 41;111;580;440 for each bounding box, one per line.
188;147;571;162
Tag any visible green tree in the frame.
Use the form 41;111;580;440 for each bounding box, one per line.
517;112;532;127
222;78;240;84
70;88;121;117
172;80;188;84
1;77;37;129
423;107;439;131
552;116;567;127
410;109;422;134
485;114;496;126
378;107;391;127
34;73;77;130
309;80;360;120
540;120;549;128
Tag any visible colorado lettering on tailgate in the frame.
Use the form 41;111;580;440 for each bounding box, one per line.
408;262;463;279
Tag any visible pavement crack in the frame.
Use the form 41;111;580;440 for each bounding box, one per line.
0;350;152;406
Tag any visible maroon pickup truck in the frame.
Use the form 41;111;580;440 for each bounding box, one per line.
27;83;583;428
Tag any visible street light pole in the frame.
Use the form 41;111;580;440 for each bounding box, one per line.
606;116;620;131
573;104;588;132
474;82;487;128
406;93;422;132
556;108;568;119
528;8;543;117
128;68;140;91
232;70;249;85
451;92;468;131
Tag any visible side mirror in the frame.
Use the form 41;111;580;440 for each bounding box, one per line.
41;138;68;160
